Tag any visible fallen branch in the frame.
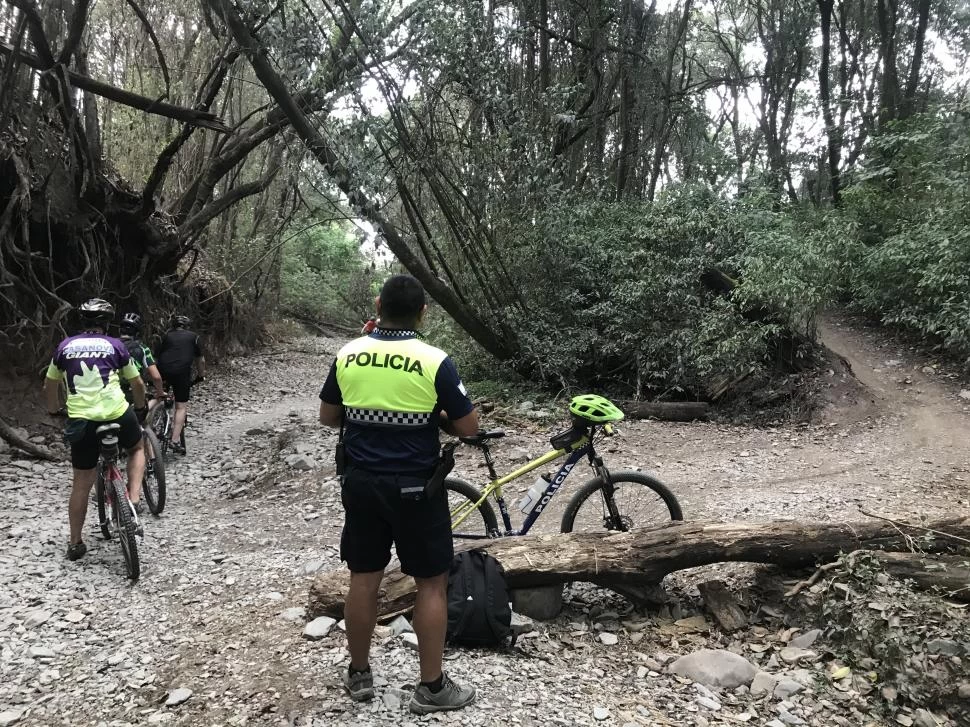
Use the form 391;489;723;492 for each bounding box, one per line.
618;401;709;421
0;42;230;132
859;507;970;547
787;550;970;601
0;415;58;461
308;515;970;620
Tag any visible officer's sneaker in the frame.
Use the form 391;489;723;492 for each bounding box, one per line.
409;673;476;714
343;667;375;702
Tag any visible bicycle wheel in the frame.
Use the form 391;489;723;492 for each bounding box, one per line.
560;471;683;534
141;428;166;515
149;407;170;456
94;467;112;540
445;477;498;538
112;478;140;582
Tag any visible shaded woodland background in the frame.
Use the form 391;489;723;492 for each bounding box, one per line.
2;0;969;400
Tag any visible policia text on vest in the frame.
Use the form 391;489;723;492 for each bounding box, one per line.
344;351;424;375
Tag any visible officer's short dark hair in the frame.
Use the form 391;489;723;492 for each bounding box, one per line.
380;275;426;324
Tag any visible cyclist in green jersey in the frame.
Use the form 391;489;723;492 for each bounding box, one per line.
119;313;165;402
44;299;148;561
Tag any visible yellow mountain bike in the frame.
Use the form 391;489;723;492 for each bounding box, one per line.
445;394;683;538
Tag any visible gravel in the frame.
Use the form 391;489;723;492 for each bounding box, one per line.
0;327;967;726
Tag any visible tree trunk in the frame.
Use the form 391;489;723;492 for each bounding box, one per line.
817;0;841;204
875;0;900;125
0;415;59;461
308;515;970;620
618;401;710;421
901;0;931;119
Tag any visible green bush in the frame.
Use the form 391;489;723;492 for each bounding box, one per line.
489;186;838;397
835;110;970;358
280;223;378;326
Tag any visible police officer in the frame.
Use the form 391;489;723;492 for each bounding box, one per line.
319;275;479;713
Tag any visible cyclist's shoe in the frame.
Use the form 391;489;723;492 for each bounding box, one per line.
66;542;87;561
133;501;145;515
409;673;476;714
170;441;186;456
342;667;375;702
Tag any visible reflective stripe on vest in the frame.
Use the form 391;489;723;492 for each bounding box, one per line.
335;336;447;422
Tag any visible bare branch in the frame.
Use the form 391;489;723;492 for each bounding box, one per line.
0;42;230;131
122;0;172;95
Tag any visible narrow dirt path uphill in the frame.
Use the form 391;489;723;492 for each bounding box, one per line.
0;320;968;727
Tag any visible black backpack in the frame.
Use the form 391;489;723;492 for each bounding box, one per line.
446;550;512;647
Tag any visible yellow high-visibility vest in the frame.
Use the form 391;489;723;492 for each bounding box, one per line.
335;335;447;426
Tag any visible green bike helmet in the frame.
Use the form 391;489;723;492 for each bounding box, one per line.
569;394;625;423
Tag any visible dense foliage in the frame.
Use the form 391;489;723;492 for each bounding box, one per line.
835;110;970;357
3;0;970;386
279;224;377;326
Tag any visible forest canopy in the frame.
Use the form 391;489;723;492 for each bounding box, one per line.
2;0;969;395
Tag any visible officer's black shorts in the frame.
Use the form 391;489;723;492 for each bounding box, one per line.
65;408;142;470
340;464;453;578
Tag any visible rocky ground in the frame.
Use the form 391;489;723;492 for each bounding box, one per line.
0;317;968;727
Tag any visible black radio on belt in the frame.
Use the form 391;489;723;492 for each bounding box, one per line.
425;441;457;497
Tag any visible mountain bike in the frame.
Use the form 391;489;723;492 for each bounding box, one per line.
93;423;140;581
139;425;166;514
445;394;683;538
148;394;180;459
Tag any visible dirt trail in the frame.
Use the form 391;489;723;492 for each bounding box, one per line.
818;315;970;459
1;321;969;727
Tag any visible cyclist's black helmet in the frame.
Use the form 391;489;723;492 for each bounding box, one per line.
172;315;191;328
78;298;114;325
120;312;142;332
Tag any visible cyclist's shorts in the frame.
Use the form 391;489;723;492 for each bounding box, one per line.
340;464;453;578
65;407;141;470
159;367;192;403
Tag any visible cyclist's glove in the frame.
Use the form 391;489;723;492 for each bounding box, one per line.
135;406;149;424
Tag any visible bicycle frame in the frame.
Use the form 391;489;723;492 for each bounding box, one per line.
451;425;612;538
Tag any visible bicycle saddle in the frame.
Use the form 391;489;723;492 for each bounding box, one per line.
96;423;121;437
459;429;506;446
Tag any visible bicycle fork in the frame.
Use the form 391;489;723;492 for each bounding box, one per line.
591;455;627;531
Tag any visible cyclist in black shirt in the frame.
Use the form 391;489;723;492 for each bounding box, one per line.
155;315;206;455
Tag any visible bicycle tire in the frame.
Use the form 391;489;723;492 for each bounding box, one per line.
445;477;498;538
149;407;170;457
141;427;166;515
112;478;140;582
560;470;683;534
95;467;111;540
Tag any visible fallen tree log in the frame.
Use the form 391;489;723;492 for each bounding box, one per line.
871;552;970;599
618;401;709;421
308;516;970;620
0;416;58;462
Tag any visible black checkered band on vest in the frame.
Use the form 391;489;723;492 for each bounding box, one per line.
345;407;432;427
373;328;419;338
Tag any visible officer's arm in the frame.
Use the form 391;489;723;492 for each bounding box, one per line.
441;409;478;437
319;402;343;427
